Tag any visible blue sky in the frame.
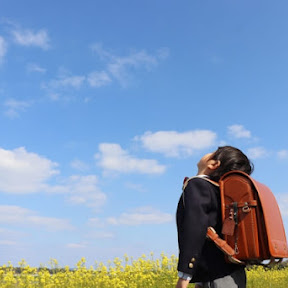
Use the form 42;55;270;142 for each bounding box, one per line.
1;0;288;267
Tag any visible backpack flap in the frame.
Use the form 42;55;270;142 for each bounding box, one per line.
251;178;288;259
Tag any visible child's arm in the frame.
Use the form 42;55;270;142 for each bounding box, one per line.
176;277;190;288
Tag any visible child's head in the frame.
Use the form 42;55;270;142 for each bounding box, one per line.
197;146;253;181
208;146;253;181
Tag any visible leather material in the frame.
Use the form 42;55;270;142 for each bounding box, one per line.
217;171;288;263
251;178;288;258
206;227;244;265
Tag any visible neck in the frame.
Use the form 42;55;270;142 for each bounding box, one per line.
197;169;209;176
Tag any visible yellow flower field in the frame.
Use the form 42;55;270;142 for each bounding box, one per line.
0;254;287;287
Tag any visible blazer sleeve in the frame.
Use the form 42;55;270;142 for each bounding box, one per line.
176;178;212;274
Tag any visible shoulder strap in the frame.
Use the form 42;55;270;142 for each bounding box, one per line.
182;176;219;192
182;176;219;207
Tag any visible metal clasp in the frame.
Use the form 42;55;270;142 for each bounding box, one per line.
242;202;251;213
235;243;239;255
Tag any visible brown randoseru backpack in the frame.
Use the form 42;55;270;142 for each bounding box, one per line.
206;170;288;265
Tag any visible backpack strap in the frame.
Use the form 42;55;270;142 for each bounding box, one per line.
206;227;244;265
182;176;219;191
182;176;219;207
181;176;244;264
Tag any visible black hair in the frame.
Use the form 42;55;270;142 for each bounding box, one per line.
208;146;254;182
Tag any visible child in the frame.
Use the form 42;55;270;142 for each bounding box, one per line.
176;146;253;288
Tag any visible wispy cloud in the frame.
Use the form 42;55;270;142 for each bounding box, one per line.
43;69;86;99
0;227;27;245
67;242;88;249
4;99;32;118
46;174;107;209
91;43;169;87
87;217;105;228
70;159;90;171
0;36;7;63
106;51;157;86
135;130;217;157
277;150;288;160
0;227;26;238
0;240;17;246
27;63;46;74
106;206;173;226
247;146;268;159
87;71;111;87
49;75;86;89
43;44;168;101
11;27;50;50
228;124;251;139
95;143;166;174
65;175;106;208
0;205;74;231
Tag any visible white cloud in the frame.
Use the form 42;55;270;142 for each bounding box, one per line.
95;143;166;174
0;226;30;246
4;99;32;118
70;159;90;171
0;205;74;231
67;242;87;249
87;217;105;228
0;240;17;246
135;130;217;157
156;47;170;60
11;28;50;49
106;206;173;226
0;147;106;208
106;51;158;86
91;43;169;87
0;227;26;238
43;70;86;99
50;75;86;89
43;44;168;100
48;93;60;101
0;227;26;245
0;36;7;63
87;71;111;87
27;63;46;73
0;147;59;194
47;175;107;209
65;175;106;208
247;147;268;159
277;150;288;160
91;43;111;60
228;125;251;139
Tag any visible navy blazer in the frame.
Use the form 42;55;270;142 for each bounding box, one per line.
176;177;240;282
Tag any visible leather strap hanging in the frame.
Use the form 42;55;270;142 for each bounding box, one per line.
206;227;244;265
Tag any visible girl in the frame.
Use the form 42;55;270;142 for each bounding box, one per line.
176;146;253;288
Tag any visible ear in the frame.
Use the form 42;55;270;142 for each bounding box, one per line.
207;160;221;171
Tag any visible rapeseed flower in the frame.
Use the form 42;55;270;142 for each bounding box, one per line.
0;254;287;287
